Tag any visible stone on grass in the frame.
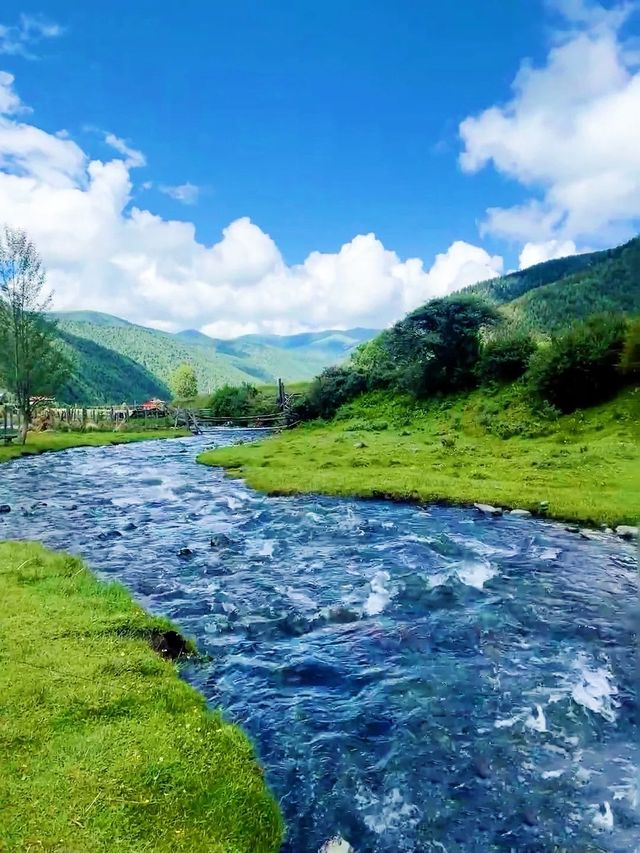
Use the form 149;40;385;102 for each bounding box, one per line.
353;441;367;449
509;509;532;518
615;525;639;540
474;503;503;517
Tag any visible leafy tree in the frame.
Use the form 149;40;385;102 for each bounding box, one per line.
169;362;198;400
386;295;499;396
477;331;536;384
0;226;71;443
527;314;627;413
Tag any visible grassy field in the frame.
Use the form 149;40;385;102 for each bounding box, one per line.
200;384;640;527
0;541;283;852
0;428;189;464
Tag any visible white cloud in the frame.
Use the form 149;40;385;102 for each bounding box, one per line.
518;239;578;269
0;14;63;59
159;182;200;205
104;133;146;168
459;0;640;246
0;71;23;114
0;71;502;336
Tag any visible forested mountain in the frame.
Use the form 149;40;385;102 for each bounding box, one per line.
466;236;640;330
57;332;169;403
51;314;378;403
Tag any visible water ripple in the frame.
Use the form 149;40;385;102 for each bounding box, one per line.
1;432;638;853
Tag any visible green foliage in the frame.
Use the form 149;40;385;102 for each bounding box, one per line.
477;332;536;384
169;362;198;400
293;295;499;419
620;316;640;377
207;383;259;418
292;365;368;420
527;314;628;413
0;227;72;439
0;541;283;852
387;295;499;396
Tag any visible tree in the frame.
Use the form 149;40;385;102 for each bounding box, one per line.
385;295;500;396
170;362;198;399
0;226;70;443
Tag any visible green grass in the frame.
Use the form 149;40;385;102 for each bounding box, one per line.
199;384;640;527
0;428;189;464
0;541;283;852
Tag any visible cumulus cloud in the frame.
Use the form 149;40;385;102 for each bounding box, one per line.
0;13;63;59
459;0;640;246
159;182;200;205
0;72;502;336
518;239;578;269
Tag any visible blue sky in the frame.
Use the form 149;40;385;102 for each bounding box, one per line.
0;0;638;335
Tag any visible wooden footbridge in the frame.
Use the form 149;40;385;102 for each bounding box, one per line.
173;379;300;434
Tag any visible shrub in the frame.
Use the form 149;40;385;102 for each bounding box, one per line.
207;383;258;419
527;314;627;413
620;316;640;378
294;367;368;421
477;333;536;384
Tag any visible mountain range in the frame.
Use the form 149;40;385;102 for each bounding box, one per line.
52;314;378;403
52;234;639;404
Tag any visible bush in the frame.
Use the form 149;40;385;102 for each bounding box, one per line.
527;314;627;413
293;366;367;421
477;333;536;384
620;316;640;378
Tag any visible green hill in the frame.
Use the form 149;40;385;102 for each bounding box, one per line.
58;331;169;403
52;315;378;404
467;235;640;331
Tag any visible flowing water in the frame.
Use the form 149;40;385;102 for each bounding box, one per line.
1;433;639;853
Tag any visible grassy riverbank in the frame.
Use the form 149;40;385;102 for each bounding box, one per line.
200;384;640;527
0;541;283;852
0;428;189;464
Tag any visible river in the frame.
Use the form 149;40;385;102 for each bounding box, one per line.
1;432;638;852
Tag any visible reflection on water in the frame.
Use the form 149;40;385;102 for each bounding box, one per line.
1;432;638;852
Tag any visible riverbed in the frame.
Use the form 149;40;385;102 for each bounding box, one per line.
1;432;638;852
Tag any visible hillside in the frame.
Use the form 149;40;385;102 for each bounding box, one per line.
467;235;640;331
58;331;169;403
52;314;378;403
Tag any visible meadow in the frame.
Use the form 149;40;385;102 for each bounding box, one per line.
0;541;283;852
200;384;640;527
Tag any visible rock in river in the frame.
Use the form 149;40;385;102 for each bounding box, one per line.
616;525;639;540
319;837;355;853
0;504;11;514
474;503;503;517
